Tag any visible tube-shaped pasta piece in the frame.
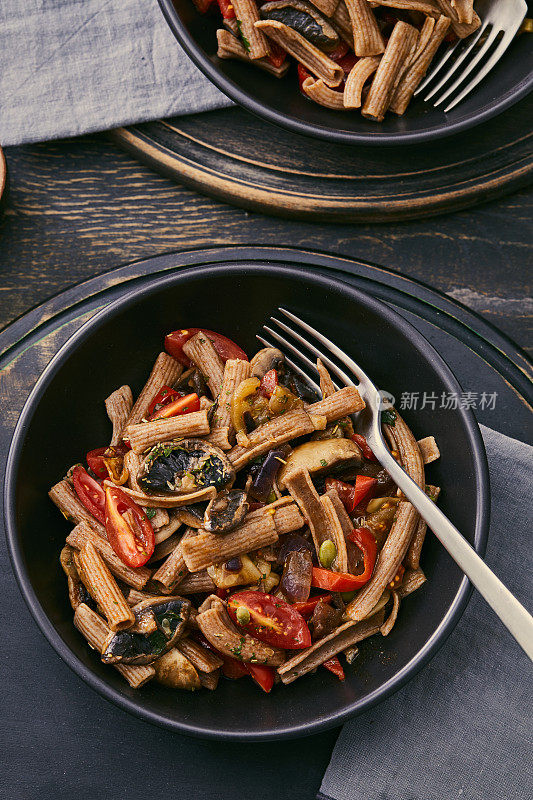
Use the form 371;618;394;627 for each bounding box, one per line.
435;0;479;36
345;501;419;621
380;590;400;636
116;483;217;509
255;20;344;87
451;0;473;23
125;410;210;454
302;77;346;109
362;21;418;121
343;56;381;108
153;515;182;545
177;637;224;672
74;603;155;688
49;479;105;535
126;353;183;426
78;542;135;631
197;600;285;665
182;513;278;572
384;412;425;490
105;385;133;446
198;669;220;690
371;0;441;16
124;449;143;491
344;0;385;57
66;521;151;590
278;613;384;683
151;529;197;592
331;0;354;47
320;494;349;572
231;0;270;59
417;435;440;464
390;15;450;114
406;484;440;568
213;358;252;439
312;0;339;13
216;28;290;76
306;386;365;420
177;571;217;594
182;332;225;399
398;567;427;598
127;588;158;606
228;408;317;469
149;532;181;563
316;358;336;399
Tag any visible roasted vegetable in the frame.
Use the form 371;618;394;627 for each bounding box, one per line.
203;489;249;533
260;0;339;50
249;444;291;502
250;347;285;379
280;549;313;603
278;438;362;488
140;439;235;495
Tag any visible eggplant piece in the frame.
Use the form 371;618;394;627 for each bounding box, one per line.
139;439;235;495
276;533;314;568
280;550;313;603
153;648;201;690
278;438;362;488
308;601;343;640
283;368;320;402
260;0;339;50
249;443;291;502
250;347;285;379
203;489;249;534
101;596;190;666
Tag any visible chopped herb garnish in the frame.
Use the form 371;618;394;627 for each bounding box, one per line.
236;20;251;52
381;409;397;426
145;508;156;519
320;459;328;467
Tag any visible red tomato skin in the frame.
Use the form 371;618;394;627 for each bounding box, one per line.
259;369;278;398
104;486;154;568
351;434;377;461
246;663;275;693
292;593;332;618
72;465;106;524
86;448;108;480
147;385;180;417
165;328;248;366
228;590;311;649
216;0;235;18
323;656;345;680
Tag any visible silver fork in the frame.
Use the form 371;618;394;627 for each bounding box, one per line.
259;308;533;661
415;0;527;112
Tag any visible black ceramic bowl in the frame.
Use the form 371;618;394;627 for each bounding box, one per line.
5;264;489;739
157;0;532;145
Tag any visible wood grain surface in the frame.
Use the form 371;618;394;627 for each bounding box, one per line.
0;134;531;353
110;100;533;222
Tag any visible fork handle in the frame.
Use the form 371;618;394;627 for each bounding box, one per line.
379;452;533;661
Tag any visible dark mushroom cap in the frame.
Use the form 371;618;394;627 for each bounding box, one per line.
101;597;191;666
139;439;235;494
250;347;285;379
203;489;249;534
260;0;339;50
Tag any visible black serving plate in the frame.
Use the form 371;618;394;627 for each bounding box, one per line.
4;264;489;739
157;0;533;145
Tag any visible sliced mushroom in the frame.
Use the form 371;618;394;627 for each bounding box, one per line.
278;438;362;487
250;347;285;379
175;502;208;528
101;596;190;666
260;0;339;50
139;439;235;495
153;648;201;690
203;489;249;533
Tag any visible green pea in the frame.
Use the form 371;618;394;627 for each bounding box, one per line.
319;539;337;569
236;606;251;625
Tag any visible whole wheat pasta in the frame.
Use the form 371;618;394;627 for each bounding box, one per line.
451;0;473;24
390;15;450;114
116;483;217;509
66;521;151;590
74;604;155;688
151;529;197;592
398;567;427;597
406;484;440;568
255;21;344;87
150;508;170;530
124;449;143;491
344;56;381;107
346;501;419;621
344;0;385;57
204;426;231;450
371;0;441;17
434;0;480;36
316;359;336;399
417;435;440;464
384;411;425;491
49;479;105;536
278;613;384;683
312;0;339;14
231;0;270;59
214;358;252;439
302;77;346;109
380;590;401;635
78;542;135;631
126;353;182;426
182;332;225;399
105;385;133;446
331;0;354;46
181;513;278;572
149;532;181;563
216;29;289;77
177;638;223;672
228;408;317;469
306;386;365;420
362;21;419;121
198;669;220;690
125;410;210;454
197;600;285;665
127;588;158;606
154;515;182;545
177;571;217;594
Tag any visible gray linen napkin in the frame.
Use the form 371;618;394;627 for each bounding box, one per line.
319;425;533;800
0;0;231;147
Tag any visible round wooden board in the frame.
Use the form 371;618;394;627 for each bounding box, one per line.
110;96;533;223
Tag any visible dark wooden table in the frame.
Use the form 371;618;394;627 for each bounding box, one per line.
0;134;531;800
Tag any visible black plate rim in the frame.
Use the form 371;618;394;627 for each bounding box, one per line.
157;0;533;146
4;262;490;740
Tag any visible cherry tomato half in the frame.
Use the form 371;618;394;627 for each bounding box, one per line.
148;392;200;421
147;385;180;417
72;465;106;524
164;328;248;366
246;663;275;693
216;0;235;19
227;590;311;650
104;485;155;568
351;433;377;461
86;447;108;480
325;475;377;513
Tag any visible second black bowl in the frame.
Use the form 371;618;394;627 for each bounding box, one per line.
4;263;489;739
